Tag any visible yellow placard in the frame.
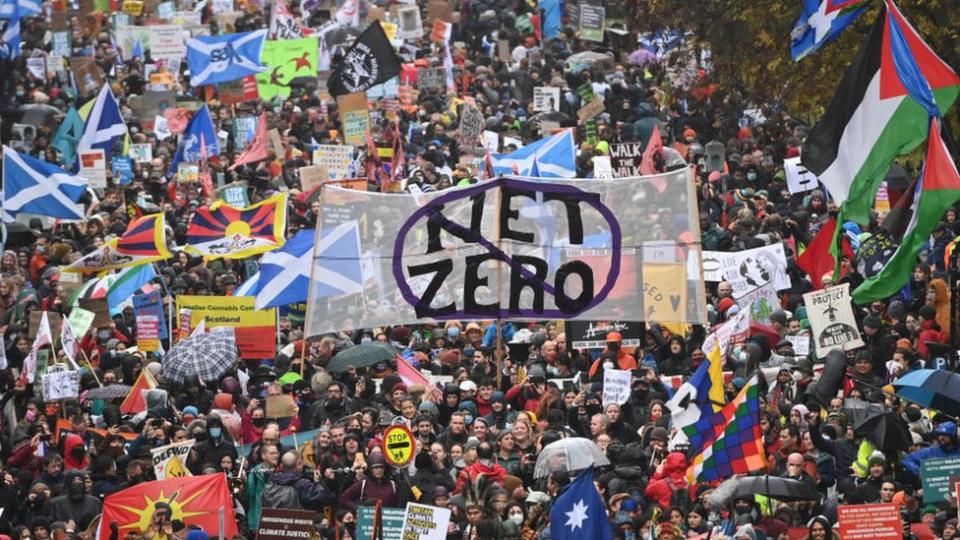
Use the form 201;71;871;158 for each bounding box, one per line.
122;0;143;15
641;263;688;323
381;425;415;467
175;295;277;327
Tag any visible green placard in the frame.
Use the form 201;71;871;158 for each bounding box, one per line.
921;456;960;503
356;506;405;540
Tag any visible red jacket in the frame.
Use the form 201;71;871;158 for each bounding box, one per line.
453;460;508;494
917;320;947;358
643;452;690;510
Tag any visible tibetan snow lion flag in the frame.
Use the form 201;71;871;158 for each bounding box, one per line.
98;474;237;539
117;213;172;258
186;192;287;259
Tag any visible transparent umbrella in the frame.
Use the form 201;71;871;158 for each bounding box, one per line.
534;437;609;479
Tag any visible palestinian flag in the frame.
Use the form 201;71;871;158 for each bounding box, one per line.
801;1;959;235
852;118;960;303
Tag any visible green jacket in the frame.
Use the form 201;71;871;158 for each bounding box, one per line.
246;464;268;530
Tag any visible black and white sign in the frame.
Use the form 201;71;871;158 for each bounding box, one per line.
803;283;864;358
397;6;423;39
533;87;561;112
458;105;484;148
609;142;645;177
784;156;819;194
566;320;641;350
714;243;791;298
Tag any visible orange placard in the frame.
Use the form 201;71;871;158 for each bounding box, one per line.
837;504;902;540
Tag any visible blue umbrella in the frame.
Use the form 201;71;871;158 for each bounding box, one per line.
893;369;960;417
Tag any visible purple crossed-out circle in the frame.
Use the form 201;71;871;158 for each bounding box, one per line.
391;177;623;320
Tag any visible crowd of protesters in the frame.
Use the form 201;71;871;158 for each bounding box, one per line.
0;0;958;539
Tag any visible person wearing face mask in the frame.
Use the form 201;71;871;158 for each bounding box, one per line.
79;324;131;359
189;417;238;475
587;333;638;379
90;455;125;499
13;398;44;443
62;434;89;471
48;472;101;529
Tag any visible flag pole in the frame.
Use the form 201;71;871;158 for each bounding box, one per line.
301;185;326;378
493;175;504;389
80;348;103;387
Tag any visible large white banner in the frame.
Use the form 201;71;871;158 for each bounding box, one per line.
306;171;707;335
803;283;864;358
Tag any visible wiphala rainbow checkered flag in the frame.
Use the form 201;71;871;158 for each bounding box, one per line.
685;375;767;482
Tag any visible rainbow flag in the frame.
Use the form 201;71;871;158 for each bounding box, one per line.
186;193;287;260
117;213;172;258
686;375;766;483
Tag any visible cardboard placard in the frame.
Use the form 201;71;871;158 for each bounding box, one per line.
426;0;452;25
457;104;484;148
29;311;63;342
577;98;605;122
78;297;112;328
42;368;80;401
784;156;818;194
803;283;865;358
417;67;446;90
312;145;354;179
50;11;68;31
298;165;328;193
266;394;297;418
396;5;423;39
69;57;105;96
399;503;452;540
498;39;511;62
337;92;369;147
267;128;284;158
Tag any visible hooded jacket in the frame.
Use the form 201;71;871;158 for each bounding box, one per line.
643;452;690;509
453;459;508;494
903;423;960;474
48;471;102;529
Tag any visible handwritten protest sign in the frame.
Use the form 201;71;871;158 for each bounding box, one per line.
601;369;631;406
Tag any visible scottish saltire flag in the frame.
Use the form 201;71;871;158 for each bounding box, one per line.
0;0;39;18
117;213;172;259
0;0;19;60
169;105;220;174
77;85;128;164
686;375;767;482
549;468;612;540
791;0;868;61
491;129;577;178
187;30;267;87
2;146;86;222
239;224;362;309
52;107;85;167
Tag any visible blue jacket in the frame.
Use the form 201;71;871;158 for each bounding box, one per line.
903;442;960;474
482;322;515;348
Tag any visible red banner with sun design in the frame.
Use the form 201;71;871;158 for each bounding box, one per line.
186;193;287;260
98;473;238;538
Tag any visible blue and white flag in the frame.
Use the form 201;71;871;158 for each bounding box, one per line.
131;36;144;60
0;0;19;60
791;0;868;61
549;468;612;540
169;104;220;174
239;223;362;309
539;0;561;39
2;146;87;222
76;85;128;164
187;29;267;87
491;130;577;178
0;0;38;19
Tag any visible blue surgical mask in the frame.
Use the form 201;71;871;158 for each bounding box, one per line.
209;428;222;439
747;172;758;182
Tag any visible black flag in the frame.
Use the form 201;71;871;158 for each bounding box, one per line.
328;21;401;97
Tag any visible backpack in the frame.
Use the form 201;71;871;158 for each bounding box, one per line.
664;478;692;512
261;474;302;509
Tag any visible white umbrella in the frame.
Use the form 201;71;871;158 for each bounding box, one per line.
534;437;609;479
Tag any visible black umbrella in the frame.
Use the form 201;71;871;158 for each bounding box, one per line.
18;104;61;127
84;384;133;400
3;221;39;249
733;475;820;502
844;399;912;452
326;343;397;372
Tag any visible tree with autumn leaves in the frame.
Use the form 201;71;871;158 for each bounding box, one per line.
626;0;960;129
